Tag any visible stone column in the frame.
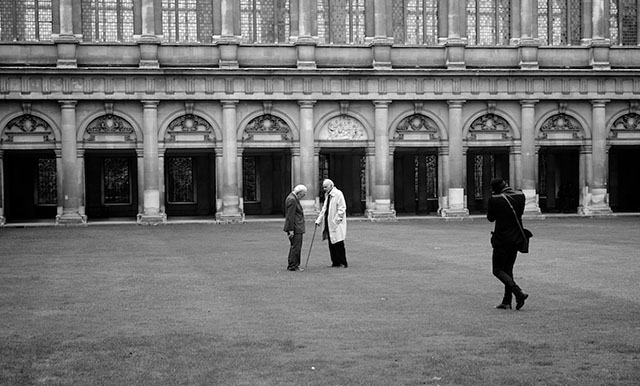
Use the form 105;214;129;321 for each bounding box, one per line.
438;146;449;215
56;101;85;225
298;100;317;215
158;148;166;215
371;0;392;69
367;100;395;220
77;149;86;219
445;0;466;69
217;100;243;222
296;0;317;68
437;0;448;44
0;150;4;225
519;0;540;69
215;151;224;214
442;101;468;217
584;100;613;215
578;145;592;214
520;100;542;216
136;149;144;216
591;0;611;69
55;0;78;68
138;100;166;224
218;0;239;68
137;0;160;68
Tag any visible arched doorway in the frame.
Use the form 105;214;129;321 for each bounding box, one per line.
608;112;640;212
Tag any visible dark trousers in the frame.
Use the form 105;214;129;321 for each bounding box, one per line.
328;240;347;267
492;246;522;304
287;233;303;269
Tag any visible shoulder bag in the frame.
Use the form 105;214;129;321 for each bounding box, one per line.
501;193;533;253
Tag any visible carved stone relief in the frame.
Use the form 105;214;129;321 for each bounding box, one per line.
468;113;512;140
539;114;584;139
243;114;290;141
1;115;54;143
609;113;640;139
394;114;440;141
320;115;366;141
84;114;135;142
165;114;214;142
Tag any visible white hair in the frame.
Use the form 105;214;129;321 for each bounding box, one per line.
293;184;307;194
322;179;334;188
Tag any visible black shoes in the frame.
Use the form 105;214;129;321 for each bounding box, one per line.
516;293;529;310
287;267;303;272
495;303;512;310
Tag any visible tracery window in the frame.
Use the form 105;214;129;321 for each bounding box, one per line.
241;0;290;43
36;158;57;205
0;0;52;42
392;0;438;45
243;157;259;202
103;158;132;204
317;0;366;44
162;0;213;43
537;0;582;45
167;157;195;203
610;0;638;45
81;0;134;43
466;0;511;45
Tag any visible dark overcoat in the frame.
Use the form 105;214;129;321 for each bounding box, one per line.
283;192;305;234
487;187;526;248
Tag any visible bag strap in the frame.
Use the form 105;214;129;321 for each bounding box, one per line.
501;193;526;239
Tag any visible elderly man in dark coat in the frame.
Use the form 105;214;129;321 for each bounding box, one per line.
284;184;307;271
487;178;529;310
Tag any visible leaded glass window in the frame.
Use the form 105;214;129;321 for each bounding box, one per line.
240;0;290;43
537;0;582;45
412;155;437;199
243;157;259;202
36;158;57;205
392;0;438;45
103;158;131;204
162;0;213;43
473;154;484;198
0;0;52;41
425;155;437;198
81;0;134;42
167;157;195;203
466;0;511;45
610;0;638;46
318;0;366;44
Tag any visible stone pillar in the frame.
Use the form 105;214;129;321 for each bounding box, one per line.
138;100;166;224
438;146;449;215
520;100;542;216
298;100;317;215
591;0;611;69
77;149;86;219
215;151;224;214
578;145;592;214
438;0;448;44
137;0;160;68
583;100;613;215
55;0;78;68
217;100;243;222
371;0;392;69
445;0;466;69
367;100;396;220
56;101;86;225
519;0;540;69
158;149;166;215
442;101;468;217
136;149;144;216
296;0;317;68
218;0;239;68
0;150;4;226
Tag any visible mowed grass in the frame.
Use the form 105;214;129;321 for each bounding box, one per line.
1;217;639;386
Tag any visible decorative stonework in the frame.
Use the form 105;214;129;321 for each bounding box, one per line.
539;114;584;139
321;115;366;141
468;114;512;140
242;114;290;141
2;115;54;143
609;113;640;139
394;114;440;141
84;114;135;142
165;114;214;142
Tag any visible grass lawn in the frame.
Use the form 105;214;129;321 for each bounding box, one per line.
1;217;639;386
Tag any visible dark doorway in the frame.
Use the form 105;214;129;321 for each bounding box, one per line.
4;151;57;221
242;149;291;216
165;151;215;217
466;148;510;213
393;149;438;214
609;146;640;212
85;150;138;219
319;149;366;216
538;147;580;213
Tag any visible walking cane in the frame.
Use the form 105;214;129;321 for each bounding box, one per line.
304;224;318;270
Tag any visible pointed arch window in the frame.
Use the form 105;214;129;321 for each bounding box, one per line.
318;0;366;44
81;0;134;43
240;0;290;43
0;0;52;42
391;0;438;45
610;0;638;46
466;0;511;45
537;0;582;45
162;0;213;43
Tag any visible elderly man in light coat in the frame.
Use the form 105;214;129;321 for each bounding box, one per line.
315;179;348;268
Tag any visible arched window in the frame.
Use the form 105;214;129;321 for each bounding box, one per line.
537;0;582;45
0;0;52;42
240;0;290;44
318;0;366;44
392;0;438;45
466;0;511;45
162;0;213;43
610;0;638;45
81;0;134;43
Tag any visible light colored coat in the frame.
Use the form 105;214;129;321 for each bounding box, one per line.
316;187;347;243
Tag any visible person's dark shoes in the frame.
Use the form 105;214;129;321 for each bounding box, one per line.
515;293;529;310
341;264;348;268
328;264;340;268
287;267;302;271
495;303;512;310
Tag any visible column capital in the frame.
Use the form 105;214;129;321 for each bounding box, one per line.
447;100;466;108
373;100;392;108
520;99;539;107
298;100;317;108
591;99;610;107
221;100;239;108
141;100;160;109
58;100;78;108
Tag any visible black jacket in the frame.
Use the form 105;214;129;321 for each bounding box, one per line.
283;192;305;234
487;187;525;248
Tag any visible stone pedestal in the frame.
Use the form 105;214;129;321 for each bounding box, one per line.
445;40;466;69
522;189;545;219
580;187;614;216
296;38;317;69
441;188;468;218
366;199;397;221
56;212;87;226
55;36;78;68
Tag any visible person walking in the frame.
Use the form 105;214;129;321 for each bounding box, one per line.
487;178;529;310
315;179;348;268
284;184;307;271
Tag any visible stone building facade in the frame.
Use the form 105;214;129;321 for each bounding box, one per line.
0;0;639;225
